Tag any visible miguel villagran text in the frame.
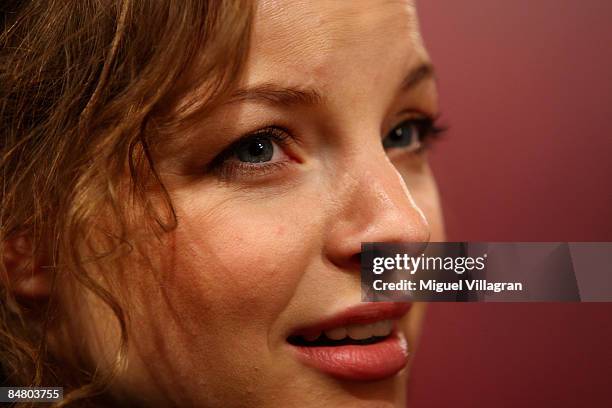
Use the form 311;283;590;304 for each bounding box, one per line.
373;279;524;293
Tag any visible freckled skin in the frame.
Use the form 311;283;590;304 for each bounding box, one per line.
73;1;444;407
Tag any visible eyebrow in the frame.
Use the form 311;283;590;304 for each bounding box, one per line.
401;63;435;90
226;62;435;108
227;83;324;107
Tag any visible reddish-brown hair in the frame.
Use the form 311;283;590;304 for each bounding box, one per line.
0;1;252;405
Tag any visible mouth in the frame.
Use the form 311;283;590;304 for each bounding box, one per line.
287;302;411;381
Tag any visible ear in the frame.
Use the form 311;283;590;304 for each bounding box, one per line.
2;235;52;299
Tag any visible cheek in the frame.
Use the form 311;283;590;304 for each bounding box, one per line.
167;192;318;328
117;192;324;403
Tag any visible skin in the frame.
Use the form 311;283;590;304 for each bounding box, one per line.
64;1;445;407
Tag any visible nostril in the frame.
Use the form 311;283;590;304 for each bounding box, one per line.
350;252;362;269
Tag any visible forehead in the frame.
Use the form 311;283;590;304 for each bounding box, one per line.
249;0;427;90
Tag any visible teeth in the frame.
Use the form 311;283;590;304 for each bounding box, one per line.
325;327;347;340
302;320;394;342
373;320;393;337
347;323;376;340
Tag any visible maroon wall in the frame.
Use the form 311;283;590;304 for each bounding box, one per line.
410;1;612;406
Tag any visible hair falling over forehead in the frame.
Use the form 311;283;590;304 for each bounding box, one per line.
0;0;253;405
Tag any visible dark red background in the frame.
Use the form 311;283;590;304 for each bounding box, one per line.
410;1;612;406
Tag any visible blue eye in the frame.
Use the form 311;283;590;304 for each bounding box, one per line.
235;137;274;163
383;118;443;152
208;127;292;180
383;121;420;150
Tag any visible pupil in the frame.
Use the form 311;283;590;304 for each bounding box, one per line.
249;141;265;156
237;137;274;163
393;128;406;141
384;124;414;148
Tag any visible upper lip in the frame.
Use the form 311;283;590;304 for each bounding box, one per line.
288;302;412;338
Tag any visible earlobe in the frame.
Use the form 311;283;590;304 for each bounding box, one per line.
2;235;52;299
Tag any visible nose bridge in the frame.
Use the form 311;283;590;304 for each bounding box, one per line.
333;146;430;243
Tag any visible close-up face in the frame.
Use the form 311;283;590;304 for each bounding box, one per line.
74;1;445;407
3;0;443;407
6;1;612;407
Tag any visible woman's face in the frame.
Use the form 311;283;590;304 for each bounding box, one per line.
89;1;444;406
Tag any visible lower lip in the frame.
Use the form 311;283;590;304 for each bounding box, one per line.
290;331;409;381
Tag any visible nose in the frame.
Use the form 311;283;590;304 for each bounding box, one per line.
323;148;430;270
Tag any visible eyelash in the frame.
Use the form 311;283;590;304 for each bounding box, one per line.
383;116;447;154
208;116;446;180
208;127;293;180
388;116;447;153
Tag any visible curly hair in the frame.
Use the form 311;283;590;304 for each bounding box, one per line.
0;1;252;405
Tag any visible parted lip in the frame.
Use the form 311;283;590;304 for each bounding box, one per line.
288;302;412;338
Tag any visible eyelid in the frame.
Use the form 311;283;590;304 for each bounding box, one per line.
215;160;291;181
387;111;443;136
205;126;297;183
384;113;447;153
390;109;440;128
